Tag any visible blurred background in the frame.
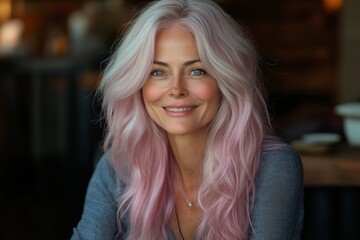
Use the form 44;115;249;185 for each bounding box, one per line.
0;0;359;239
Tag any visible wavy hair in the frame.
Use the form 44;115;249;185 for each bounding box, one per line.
99;0;272;239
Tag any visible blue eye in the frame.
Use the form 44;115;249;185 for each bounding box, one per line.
191;69;205;76
151;70;165;77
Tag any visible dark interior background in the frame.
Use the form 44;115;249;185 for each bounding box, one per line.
0;0;359;239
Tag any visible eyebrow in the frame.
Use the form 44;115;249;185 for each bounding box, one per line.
153;59;201;67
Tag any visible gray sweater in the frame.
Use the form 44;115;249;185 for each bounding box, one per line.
71;145;304;239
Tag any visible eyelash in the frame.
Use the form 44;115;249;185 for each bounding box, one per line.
150;68;206;77
191;69;206;76
150;69;166;77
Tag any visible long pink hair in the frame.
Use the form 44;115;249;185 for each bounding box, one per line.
99;0;272;239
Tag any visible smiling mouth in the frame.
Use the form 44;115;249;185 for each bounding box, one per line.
163;107;196;112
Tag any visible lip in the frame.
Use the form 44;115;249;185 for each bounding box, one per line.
163;105;197;116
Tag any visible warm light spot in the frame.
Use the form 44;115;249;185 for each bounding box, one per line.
323;0;343;13
0;0;11;21
0;19;23;52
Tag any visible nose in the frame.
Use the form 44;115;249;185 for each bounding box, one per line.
169;76;189;98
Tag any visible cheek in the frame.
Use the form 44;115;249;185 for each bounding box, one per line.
194;82;220;103
142;82;161;103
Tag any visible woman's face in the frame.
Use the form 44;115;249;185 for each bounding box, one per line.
142;25;220;137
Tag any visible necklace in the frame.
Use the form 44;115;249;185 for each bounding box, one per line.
180;187;194;207
176;175;196;208
180;189;195;208
175;206;185;240
185;199;194;207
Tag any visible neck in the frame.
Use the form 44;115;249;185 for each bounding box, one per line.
168;130;206;182
168;131;206;239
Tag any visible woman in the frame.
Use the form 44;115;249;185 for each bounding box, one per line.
71;0;303;239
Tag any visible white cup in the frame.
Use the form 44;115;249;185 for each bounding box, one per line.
335;102;360;146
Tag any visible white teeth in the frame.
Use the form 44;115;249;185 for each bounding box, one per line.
165;107;193;112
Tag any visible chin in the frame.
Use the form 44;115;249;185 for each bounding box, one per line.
165;129;193;136
164;125;207;137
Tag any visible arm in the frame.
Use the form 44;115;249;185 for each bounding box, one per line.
250;146;304;240
71;154;120;240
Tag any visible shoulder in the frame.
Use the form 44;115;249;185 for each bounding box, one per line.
261;143;301;165
71;153;125;239
91;152;125;199
257;144;303;184
254;143;304;205
250;144;304;239
93;153;117;184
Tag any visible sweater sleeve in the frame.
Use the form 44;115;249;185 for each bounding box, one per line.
71;154;120;240
249;145;304;240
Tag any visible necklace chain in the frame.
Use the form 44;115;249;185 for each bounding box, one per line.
176;175;196;208
175;206;185;240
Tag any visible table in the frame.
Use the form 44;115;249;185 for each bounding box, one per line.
301;144;360;186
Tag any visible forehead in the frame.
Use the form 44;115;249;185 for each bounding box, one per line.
156;25;195;45
154;25;199;59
